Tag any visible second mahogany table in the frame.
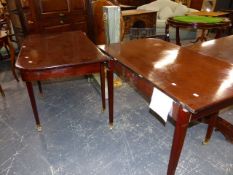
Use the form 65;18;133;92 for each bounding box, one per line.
100;38;233;175
16;31;112;131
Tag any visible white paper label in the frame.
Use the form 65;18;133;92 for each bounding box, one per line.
149;88;173;122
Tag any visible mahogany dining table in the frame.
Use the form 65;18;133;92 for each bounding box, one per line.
15;30;233;175
15;31;112;131
100;38;233;175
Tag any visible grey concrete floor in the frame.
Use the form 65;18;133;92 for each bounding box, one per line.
0;61;233;175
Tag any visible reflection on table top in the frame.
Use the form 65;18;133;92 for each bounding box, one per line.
100;38;233;113
185;35;233;63
16;31;108;71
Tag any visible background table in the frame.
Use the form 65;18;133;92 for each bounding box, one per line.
165;16;231;45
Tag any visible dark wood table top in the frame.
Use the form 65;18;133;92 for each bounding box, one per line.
185;35;233;63
16;31;108;71
186;35;233;143
100;38;233;113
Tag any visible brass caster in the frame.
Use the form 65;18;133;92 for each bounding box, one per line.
102;108;106;112
36;125;42;132
108;123;113;130
202;139;209;145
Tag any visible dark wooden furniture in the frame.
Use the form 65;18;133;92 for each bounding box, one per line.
15;31;112;131
189;0;204;10
28;0;92;34
0;30;19;81
165;16;231;45
6;0;93;41
185;35;233;143
122;10;157;35
100;38;233;175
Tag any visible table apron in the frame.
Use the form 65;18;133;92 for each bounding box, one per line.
20;62;103;81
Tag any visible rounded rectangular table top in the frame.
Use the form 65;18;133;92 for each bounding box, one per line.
16;31;108;71
100;38;233;113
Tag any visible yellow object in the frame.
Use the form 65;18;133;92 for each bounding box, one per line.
114;78;122;87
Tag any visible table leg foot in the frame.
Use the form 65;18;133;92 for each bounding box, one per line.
36;125;42;132
202;139;209;145
203;113;218;144
102;107;106;112
109;123;113;130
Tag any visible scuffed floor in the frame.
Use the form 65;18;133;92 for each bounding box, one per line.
0;61;232;175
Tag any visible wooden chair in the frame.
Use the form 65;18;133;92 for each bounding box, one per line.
0;33;19;81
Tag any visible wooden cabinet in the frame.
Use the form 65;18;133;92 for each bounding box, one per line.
189;0;204;10
6;0;92;41
30;0;91;33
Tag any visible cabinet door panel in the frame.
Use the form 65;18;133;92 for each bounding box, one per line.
189;0;204;10
29;0;89;34
40;0;69;13
70;0;85;10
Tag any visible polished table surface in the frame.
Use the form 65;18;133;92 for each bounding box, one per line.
101;38;233;114
100;38;233;175
16;31;110;130
16;31;108;72
185;36;233;142
186;35;233;63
